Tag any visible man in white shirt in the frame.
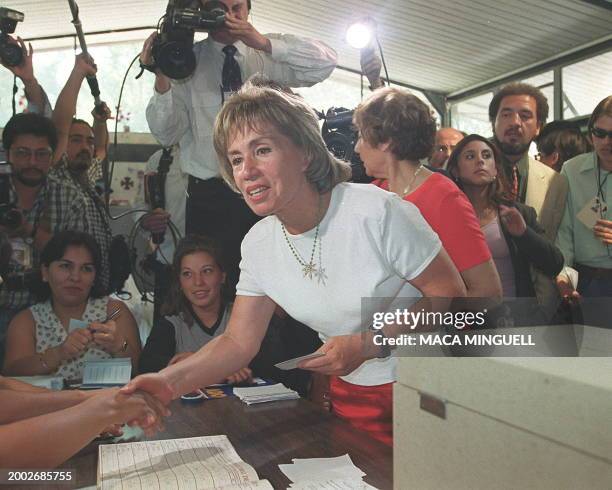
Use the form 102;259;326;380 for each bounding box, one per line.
140;0;337;291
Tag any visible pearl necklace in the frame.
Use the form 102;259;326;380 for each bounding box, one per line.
402;164;424;196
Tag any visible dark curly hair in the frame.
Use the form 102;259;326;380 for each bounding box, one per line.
489;82;549;129
446;134;514;208
35;230;104;302
162;234;227;325
353;87;436;161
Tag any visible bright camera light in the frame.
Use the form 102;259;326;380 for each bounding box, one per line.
346;21;373;49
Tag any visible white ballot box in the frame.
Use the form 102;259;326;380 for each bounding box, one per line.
394;356;612;489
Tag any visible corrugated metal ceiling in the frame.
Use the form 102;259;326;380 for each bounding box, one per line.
1;0;611;94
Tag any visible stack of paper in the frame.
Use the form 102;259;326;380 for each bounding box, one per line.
279;454;377;489
98;435;273;489
233;383;299;405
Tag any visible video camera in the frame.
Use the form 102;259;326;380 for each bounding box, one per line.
151;0;227;80
0;162;21;229
0;7;24;67
321;107;372;183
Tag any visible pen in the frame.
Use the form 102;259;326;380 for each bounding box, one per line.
89;308;121;333
103;308;122;323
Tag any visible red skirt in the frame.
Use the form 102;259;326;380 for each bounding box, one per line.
329;376;393;446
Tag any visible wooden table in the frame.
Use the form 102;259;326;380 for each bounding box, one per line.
51;396;392;489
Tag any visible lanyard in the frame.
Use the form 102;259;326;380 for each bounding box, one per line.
596;162;611;257
596;164;610;217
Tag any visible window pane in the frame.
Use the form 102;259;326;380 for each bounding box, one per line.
521;71;554;121
450;92;493;137
0;40;150;132
562;52;612;119
521;71;553;87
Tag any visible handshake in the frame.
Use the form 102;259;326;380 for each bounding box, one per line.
107;367;253;435
88;373;176;438
85;387;171;438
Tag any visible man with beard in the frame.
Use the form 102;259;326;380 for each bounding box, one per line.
50;54;113;293
489;82;568;307
0;113;87;365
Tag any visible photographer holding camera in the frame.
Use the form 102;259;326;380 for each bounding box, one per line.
0;8;49;117
141;0;337;292
0;36;48;117
0;113;87;366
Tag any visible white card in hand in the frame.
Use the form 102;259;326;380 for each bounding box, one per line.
69;318;89;332
576;197;602;230
275;352;325;370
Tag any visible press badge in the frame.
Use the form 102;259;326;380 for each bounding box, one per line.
576;196;604;229
9;237;33;269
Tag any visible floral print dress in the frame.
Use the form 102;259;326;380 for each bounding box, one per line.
31;296;111;380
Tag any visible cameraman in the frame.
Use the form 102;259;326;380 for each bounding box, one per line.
141;0;337;291
0;114;87;366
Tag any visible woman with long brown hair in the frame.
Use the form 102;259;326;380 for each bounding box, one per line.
139;234;317;391
447;134;563;298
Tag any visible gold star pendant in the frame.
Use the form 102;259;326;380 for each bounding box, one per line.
302;262;317;279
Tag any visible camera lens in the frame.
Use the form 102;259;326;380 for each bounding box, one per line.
156;41;196;80
0;42;23;67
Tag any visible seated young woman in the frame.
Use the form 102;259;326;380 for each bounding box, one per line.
446;134;564;298
139;234;317;390
2;231;141;380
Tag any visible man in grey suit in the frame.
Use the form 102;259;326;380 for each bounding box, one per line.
489;82;568;307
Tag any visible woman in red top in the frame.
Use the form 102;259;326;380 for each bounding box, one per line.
353;87;502;298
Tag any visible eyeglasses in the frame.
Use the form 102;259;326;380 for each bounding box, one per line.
591;127;612;139
10;147;53;163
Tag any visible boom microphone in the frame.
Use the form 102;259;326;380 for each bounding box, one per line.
67;0;104;109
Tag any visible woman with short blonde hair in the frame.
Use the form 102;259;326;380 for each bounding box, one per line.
125;84;466;446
